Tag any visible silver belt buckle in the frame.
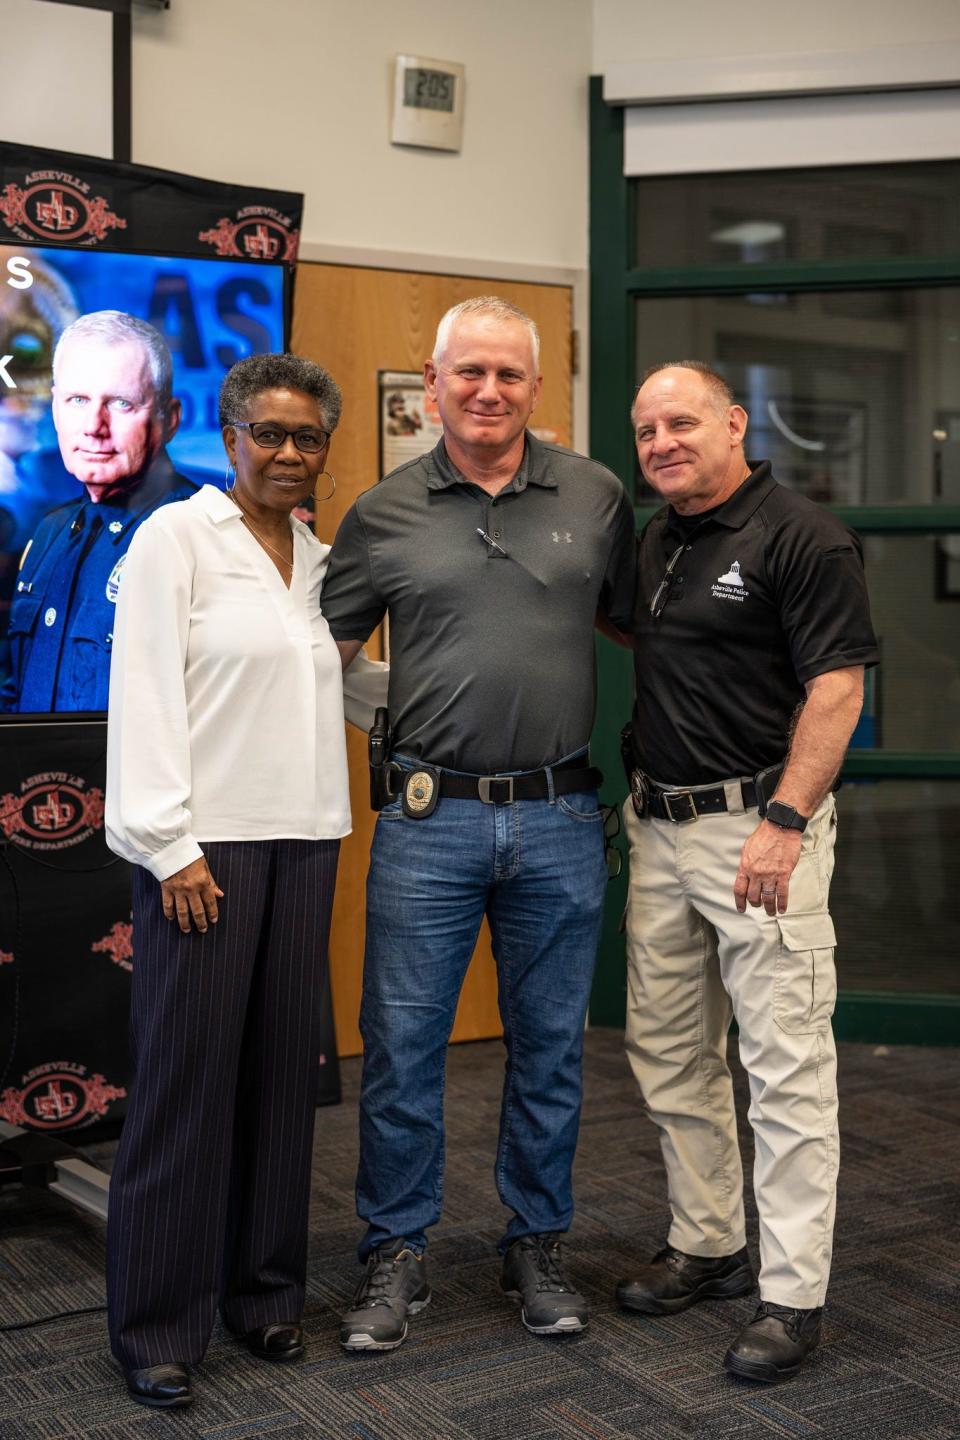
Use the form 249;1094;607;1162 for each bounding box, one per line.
662;789;698;823
478;775;514;804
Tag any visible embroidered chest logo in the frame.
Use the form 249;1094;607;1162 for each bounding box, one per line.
552;530;572;544
711;560;749;603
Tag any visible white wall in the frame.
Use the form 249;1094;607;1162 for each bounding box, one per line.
0;0;112;157
131;0;592;272
593;0;960;69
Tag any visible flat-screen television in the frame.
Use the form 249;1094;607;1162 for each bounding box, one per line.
0;243;287;714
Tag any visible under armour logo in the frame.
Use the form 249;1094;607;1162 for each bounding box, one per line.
552;530;572;544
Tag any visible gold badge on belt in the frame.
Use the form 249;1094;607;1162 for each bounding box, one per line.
402;767;440;818
630;768;650;820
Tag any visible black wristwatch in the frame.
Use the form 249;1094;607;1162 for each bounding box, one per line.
764;800;808;833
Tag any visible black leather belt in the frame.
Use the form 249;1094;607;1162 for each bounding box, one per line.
388;752;602;806
645;777;758;824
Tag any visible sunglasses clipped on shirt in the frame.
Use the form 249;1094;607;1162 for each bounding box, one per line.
649;542;686;619
231;421;330;454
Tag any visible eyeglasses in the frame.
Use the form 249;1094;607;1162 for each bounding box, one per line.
649;542;686;619
231;421;330;454
601;804;622;881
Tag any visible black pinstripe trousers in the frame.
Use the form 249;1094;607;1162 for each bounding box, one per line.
106;838;340;1369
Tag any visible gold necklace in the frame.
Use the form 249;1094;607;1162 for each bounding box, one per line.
228;490;293;569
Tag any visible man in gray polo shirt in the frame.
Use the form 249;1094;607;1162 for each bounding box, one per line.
323;296;635;1351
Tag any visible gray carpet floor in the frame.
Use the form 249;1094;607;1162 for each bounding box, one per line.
1;1029;959;1439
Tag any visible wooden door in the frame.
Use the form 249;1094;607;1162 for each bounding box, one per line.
292;265;573;1056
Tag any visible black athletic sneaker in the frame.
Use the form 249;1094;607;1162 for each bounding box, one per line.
500;1234;589;1334
616;1245;755;1315
339;1240;431;1352
724;1302;823;1383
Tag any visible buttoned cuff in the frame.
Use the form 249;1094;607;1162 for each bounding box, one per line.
144;834;204;882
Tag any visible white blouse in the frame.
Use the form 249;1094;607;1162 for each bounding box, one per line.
106;484;387;881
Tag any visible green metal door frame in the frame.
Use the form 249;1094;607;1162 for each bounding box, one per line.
587;76;960;1043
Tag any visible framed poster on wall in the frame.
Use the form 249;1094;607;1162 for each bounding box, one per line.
377;370;442;479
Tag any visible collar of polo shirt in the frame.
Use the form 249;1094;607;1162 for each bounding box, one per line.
425;433;559;493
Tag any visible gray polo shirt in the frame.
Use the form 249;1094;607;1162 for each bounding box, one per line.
320;432;636;774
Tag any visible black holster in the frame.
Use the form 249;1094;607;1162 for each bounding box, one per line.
368;707;392;811
753;761;784;818
619;723;635;786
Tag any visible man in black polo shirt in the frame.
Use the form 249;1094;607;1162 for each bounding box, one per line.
322;296;635;1351
616;362;878;1383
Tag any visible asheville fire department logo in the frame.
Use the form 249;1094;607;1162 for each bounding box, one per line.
0;771;104;852
199;204;300;263
0;169;127;245
92;919;133;973
0;1061;125;1131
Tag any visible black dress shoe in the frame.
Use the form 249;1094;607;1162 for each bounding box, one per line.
243;1321;304;1362
125;1362;192;1408
724;1302;823;1383
616;1245;755;1315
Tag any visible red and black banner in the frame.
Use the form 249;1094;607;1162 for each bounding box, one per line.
0;141;303;266
0;719;340;1138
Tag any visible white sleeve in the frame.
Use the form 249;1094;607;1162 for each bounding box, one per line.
105;516;204;881
342;648;390;732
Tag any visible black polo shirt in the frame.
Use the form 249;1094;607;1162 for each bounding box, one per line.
631;461;879;785
320;432;636;773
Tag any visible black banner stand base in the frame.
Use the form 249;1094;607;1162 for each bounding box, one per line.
0;1119;110;1222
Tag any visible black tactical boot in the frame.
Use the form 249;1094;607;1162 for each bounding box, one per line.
724;1302;823;1383
616;1245;755;1315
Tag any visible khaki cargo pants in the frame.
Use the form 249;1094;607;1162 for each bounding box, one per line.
624;794;839;1309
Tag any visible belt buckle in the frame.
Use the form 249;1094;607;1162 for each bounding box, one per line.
662;789;698;824
478;775;514;804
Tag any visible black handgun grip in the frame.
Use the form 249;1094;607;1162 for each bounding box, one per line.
369;708;391;810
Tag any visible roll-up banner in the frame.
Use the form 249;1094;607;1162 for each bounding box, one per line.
0;151;342;1134
0;720;342;1138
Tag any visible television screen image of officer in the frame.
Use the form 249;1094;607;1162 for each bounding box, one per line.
2;310;196;713
0;247;80;540
0;248;79;674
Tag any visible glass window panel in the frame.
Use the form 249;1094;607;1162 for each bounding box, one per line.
634;287;960;506
863;535;960;753
633;161;960;268
832;781;959;995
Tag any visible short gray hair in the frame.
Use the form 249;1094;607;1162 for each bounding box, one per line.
218;352;342;433
433;296;540;373
53;310;174;413
634;361;735;418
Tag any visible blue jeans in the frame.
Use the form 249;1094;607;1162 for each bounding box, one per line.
356;761;607;1259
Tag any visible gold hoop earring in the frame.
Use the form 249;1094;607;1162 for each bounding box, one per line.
314;470;336;503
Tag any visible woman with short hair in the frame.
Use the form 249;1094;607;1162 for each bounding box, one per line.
105;352;384;1409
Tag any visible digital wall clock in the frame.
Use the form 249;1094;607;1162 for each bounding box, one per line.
391;55;465;152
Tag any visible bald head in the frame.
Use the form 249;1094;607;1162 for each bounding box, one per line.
632;364;750;516
633;361;734;426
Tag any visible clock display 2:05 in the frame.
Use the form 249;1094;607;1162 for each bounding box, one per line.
404;67;455;113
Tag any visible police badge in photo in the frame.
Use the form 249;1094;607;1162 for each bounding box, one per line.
105;552;126;604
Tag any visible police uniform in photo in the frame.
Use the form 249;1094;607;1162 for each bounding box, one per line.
3;454;196;712
623;460;879;1314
